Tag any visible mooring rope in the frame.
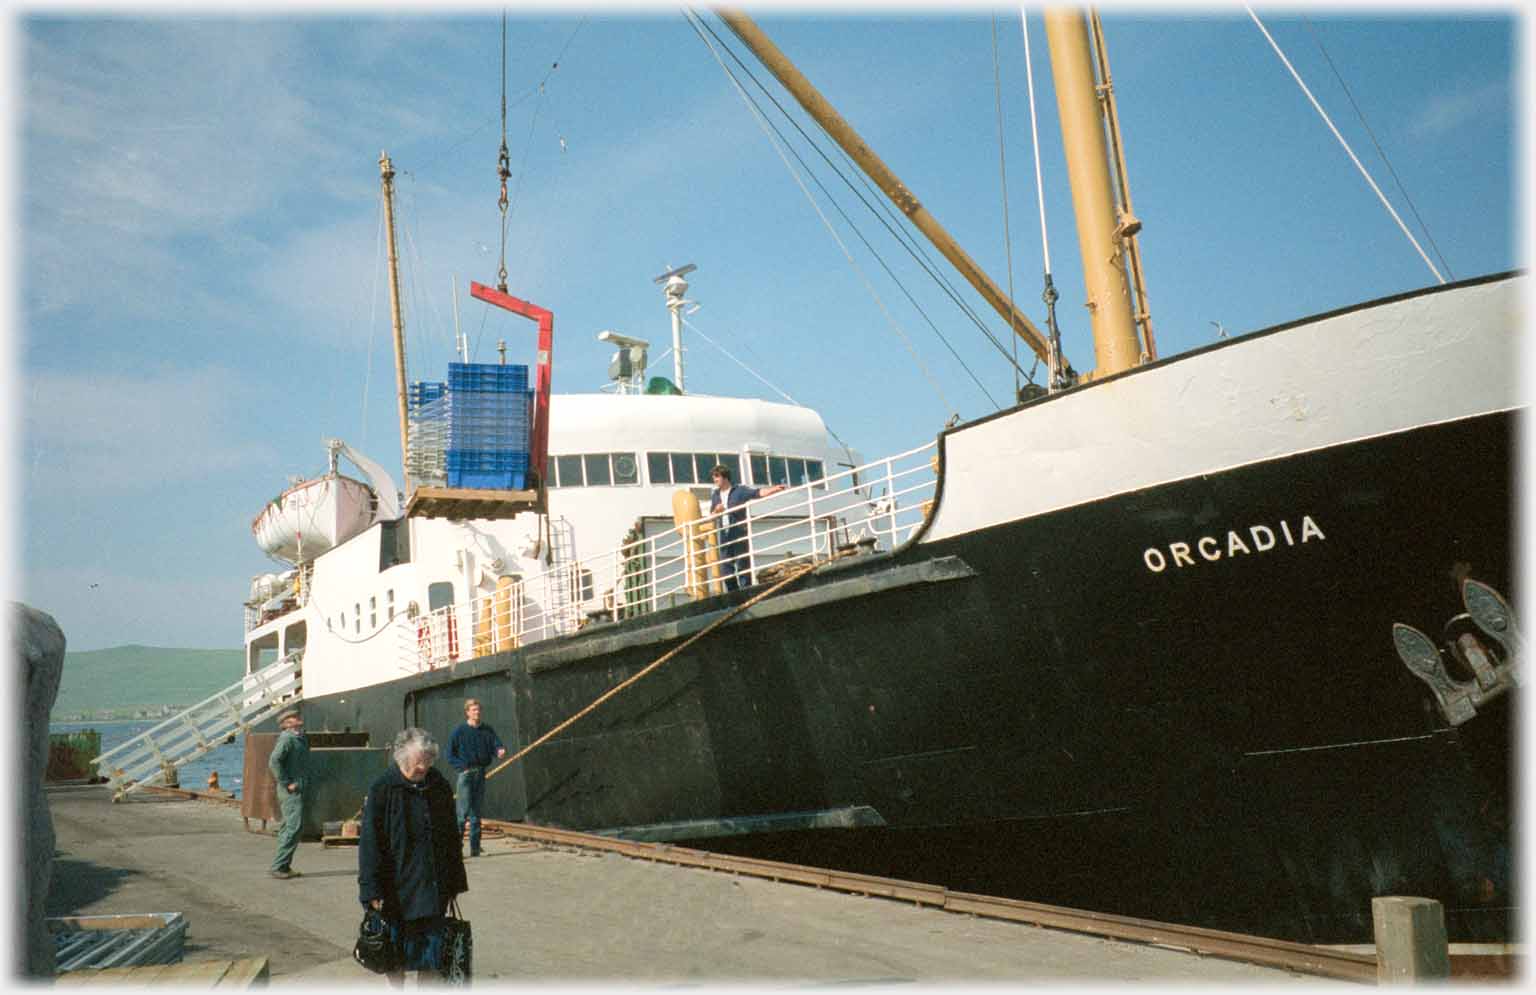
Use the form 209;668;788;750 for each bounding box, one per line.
484;559;819;781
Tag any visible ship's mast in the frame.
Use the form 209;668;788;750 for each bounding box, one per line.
379;152;412;492
720;8;1151;386
1042;10;1141;380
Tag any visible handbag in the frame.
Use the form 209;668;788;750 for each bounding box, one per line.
353;907;401;974
437;899;473;984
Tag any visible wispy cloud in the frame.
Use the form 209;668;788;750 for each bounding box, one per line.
1408;79;1509;139
21;366;277;494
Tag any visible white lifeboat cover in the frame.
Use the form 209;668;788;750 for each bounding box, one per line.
252;474;375;564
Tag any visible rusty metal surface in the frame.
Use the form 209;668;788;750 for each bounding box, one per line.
482;818;1378;984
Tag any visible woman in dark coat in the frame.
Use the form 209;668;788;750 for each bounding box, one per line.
358;727;468;983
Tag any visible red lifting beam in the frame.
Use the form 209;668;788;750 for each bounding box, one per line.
468;281;554;489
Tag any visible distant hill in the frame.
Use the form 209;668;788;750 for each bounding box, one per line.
52;645;244;721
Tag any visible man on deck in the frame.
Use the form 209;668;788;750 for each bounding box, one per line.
709;464;788;592
267;708;309;879
446;698;506;857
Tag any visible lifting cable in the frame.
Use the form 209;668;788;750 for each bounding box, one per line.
484;560;819;781
496;11;512;293
1019;9;1070;391
1245;5;1445;285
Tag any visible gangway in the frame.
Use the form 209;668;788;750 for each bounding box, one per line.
92;651;302;800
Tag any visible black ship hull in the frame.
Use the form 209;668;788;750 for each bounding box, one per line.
299;274;1520;944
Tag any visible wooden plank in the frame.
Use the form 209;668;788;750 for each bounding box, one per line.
49;914;174;932
215;957;271;987
155;960;235;984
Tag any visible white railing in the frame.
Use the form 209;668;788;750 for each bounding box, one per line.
402;443;939;671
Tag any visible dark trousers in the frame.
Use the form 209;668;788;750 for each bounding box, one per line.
719;535;751;592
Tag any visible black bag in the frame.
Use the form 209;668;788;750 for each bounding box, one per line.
438;899;472;984
353;907;401;974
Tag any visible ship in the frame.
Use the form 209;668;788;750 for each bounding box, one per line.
242;11;1519;944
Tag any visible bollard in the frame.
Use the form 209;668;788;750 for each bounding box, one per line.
1372;896;1450;983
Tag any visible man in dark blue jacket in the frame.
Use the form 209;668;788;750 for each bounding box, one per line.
358;727;468;982
445;699;506;857
708;464;787;592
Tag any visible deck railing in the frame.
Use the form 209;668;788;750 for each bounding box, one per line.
402;442;939;671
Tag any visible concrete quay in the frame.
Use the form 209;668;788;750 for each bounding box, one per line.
44;784;1338;985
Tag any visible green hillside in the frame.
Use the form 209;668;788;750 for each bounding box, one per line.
52;645;245;721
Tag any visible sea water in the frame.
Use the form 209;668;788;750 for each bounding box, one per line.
50;719;248;799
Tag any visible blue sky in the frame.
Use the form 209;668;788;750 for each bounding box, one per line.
9;6;1525;651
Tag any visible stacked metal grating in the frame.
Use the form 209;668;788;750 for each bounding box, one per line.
443;363;532;489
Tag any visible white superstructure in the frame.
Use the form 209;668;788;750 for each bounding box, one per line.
243;386;879;700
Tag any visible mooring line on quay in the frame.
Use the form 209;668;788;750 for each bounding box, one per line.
480;817;1377;984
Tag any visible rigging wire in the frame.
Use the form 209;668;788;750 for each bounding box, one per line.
700;18;1032;388
1245;6;1446;285
1020;7;1068;390
692;12;1026;398
496;16;587;295
680;316;802;406
359;195;387;451
1301;16;1455;281
684;8;964;416
990;15;1024;399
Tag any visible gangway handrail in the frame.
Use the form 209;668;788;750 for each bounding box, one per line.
93;650;303;798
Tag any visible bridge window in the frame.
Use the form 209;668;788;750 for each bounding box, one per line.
547;452;640;488
650;452;741;486
583;453;612;487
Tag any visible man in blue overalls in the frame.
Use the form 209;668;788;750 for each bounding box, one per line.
708;464;787;592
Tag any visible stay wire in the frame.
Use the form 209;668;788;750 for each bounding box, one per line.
685;8;968;414
1301;15;1454;281
695;12;1023;397
702;14;1029;387
991;15;1024;398
1245;6;1445;285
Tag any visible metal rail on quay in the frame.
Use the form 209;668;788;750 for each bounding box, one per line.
481;818;1378;984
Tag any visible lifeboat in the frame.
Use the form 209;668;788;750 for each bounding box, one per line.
252;473;377;564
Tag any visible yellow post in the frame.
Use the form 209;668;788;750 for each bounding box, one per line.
492;575;518;651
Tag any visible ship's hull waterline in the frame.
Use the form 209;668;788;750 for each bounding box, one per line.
296;273;1520;944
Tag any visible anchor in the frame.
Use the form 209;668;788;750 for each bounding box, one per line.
1393;578;1521;726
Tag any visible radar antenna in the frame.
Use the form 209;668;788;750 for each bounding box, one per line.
652;263;698;392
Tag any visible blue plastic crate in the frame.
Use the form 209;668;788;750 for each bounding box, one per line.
447;362;529;393
445;449;531;472
443;388;532;413
447;468;527;490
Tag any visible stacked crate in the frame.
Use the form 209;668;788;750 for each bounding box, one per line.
443;362;532;489
406;381;448;488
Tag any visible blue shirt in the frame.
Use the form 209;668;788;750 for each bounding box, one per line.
446;722;505;771
709;484;762;534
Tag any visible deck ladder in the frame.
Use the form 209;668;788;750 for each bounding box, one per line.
91;651;303;800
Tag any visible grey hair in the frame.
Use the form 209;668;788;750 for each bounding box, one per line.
391;727;439;766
